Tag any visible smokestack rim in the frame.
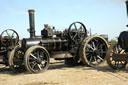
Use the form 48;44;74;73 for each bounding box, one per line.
28;9;35;14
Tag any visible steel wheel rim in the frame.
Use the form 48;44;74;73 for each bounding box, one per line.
85;37;107;66
27;48;49;73
68;22;87;43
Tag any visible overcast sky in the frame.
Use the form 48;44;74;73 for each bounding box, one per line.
0;0;127;40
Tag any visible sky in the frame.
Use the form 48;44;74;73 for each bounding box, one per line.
0;0;127;40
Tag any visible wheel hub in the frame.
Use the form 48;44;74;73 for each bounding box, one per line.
92;48;99;55
37;58;42;64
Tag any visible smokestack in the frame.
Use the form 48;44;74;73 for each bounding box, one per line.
28;9;36;38
126;0;128;17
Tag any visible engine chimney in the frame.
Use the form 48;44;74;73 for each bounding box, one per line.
126;0;128;17
28;9;36;38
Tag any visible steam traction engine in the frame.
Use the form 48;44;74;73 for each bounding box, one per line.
106;0;128;69
9;9;108;73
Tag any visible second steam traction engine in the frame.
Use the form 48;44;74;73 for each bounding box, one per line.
106;0;128;69
9;9;108;73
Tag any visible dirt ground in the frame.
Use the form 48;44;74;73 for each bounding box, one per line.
0;59;128;85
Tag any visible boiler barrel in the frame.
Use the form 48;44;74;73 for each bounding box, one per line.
22;38;68;51
22;38;41;49
40;38;68;51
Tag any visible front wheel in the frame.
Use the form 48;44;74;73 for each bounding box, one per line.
24;46;50;73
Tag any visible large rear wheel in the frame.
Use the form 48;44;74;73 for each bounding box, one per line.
79;35;108;66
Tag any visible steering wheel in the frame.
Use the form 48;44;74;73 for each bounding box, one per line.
0;29;19;49
68;22;87;43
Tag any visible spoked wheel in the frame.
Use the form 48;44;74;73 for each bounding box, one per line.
24;46;50;73
106;44;127;69
68;22;87;43
0;29;19;49
79;35;108;66
9;46;26;73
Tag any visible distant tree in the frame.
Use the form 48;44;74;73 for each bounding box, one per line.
109;39;118;44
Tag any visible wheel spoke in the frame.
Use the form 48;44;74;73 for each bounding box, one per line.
79;25;83;30
94;56;98;64
73;23;77;30
10;39;14;47
87;44;94;50
86;50;93;54
6;30;10;37
72;33;77;40
31;62;37;69
97;55;104;61
86;53;92;58
30;53;37;59
95;43;100;49
37;64;42;71
89;56;93;63
10;32;15;39
29;61;36;65
92;41;96;50
77;33;81;39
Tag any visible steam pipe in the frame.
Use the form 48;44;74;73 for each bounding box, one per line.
28;9;36;38
126;0;128;17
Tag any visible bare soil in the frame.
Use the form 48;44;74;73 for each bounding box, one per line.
0;59;128;85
